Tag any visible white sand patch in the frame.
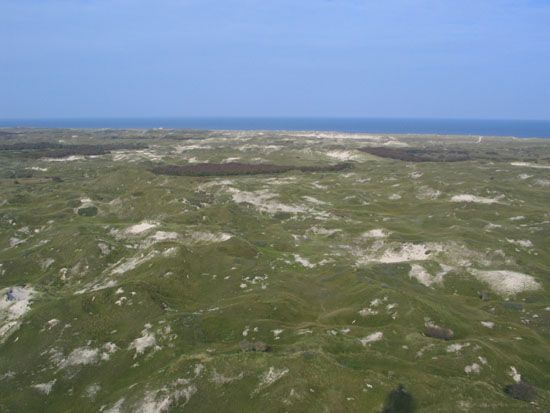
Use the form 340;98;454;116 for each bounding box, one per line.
509;216;525;221
188;231;232;243
228;188;308;215
58;347;100;368
359;242;443;265
254;367;289;394
211;370;244;385
450;194;502;204
47;319;60;330
141;231;180;249
272;329;284;340
104;398;125;413
325;150;361;161
534;179;550;187
75;198;97;214
309;226;341;236
409;264;445;287
186;157;204;163
471;270;541;296
361;229;389;239
509;366;522;383
518;173;532;180
237;144;282;152
32;379;56;395
292;131;383;141
41;258;55;271
110;251;159;276
74;279;118;295
9;237;25;247
113;149;165;162
416;186;441;200
382;139;409;147
506;239;533;248
464;363;481;374
409;171;423;179
481;321;495;329
310;181;328;190
129;325;157;357
175;144;213;152
0;286;36;342
196;179;235;191
136;381;197;413
85;383;101;399
302;196;328;205
45;155;86;162
125;221;159;235
359;332;383;345
263;176;297;186
370;298;382;307
28;166;48;171
447;343;470;353
388;193;402;200
102;342;119;360
358;308;378;317
150;231;179;242
221;157;241;163
293;254;316;268
511;162;550;169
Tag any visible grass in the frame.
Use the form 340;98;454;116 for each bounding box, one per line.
0;128;549;412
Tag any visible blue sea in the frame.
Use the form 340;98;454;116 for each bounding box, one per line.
1;117;550;139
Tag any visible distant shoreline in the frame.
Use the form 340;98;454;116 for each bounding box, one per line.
1;117;550;139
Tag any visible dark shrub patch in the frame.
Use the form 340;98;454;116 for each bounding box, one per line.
0;142;148;158
382;384;416;412
424;325;454;340
359;147;471;162
150;162;351;177
505;381;536;402
77;206;98;217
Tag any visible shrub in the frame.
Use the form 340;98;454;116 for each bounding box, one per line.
382;384;416;413
77;206;98;217
424;325;454;340
505;381;536;402
359;147;471;162
150;162;351;177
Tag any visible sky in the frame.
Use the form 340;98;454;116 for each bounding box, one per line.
1;0;549;120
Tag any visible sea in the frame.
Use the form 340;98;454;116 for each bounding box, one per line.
1;118;550;139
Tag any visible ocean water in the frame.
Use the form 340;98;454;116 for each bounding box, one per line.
1;117;550;138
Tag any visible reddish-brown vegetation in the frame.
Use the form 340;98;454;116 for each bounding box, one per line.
151;162;351;176
359;147;471;162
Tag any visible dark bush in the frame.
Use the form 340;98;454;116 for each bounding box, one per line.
0;142;148;158
382;384;416;412
424;325;454;340
505;381;536;402
359;147;471;162
478;291;491;301
253;341;270;352
150;162;351;177
77;206;98;217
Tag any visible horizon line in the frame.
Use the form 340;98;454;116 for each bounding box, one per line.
2;116;550;123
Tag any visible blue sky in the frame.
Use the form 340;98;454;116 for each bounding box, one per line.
1;0;549;119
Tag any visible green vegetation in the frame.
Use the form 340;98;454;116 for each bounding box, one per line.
0;128;549;412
